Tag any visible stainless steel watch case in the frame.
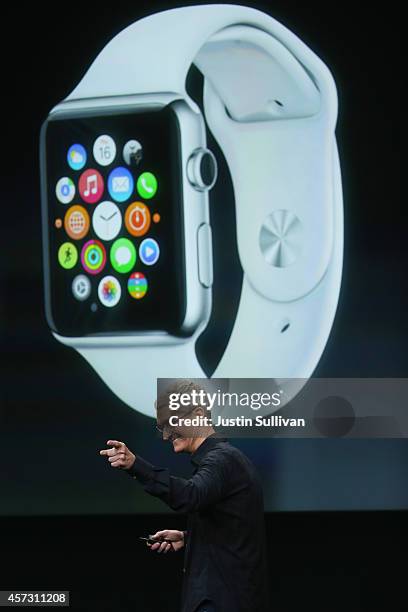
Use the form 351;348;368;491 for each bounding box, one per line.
40;92;213;348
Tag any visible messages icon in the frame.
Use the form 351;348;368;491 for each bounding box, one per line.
110;238;136;274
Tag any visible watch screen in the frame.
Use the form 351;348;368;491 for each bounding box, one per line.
41;106;186;336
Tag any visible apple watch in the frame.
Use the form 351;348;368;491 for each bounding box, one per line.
39;4;343;417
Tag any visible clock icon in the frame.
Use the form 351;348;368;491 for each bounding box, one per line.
92;201;122;241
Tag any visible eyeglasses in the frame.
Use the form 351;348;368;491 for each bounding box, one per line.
156;409;196;440
155;422;173;436
155;423;183;442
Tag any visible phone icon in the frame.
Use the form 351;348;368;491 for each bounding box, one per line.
142;179;152;193
137;172;157;199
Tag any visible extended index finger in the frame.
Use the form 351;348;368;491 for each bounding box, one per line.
99;440;124;456
107;440;124;448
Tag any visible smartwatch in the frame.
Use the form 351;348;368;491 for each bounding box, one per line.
40;4;343;417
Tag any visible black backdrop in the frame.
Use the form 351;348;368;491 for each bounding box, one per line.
0;0;404;609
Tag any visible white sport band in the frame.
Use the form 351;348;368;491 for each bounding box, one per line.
53;4;343;416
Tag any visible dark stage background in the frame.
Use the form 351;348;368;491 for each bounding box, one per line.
0;0;404;609
0;512;399;611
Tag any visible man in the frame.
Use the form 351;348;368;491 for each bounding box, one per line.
99;381;270;612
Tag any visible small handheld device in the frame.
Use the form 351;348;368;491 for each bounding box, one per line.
139;535;172;545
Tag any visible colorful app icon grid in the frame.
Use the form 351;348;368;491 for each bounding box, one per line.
58;136;161;309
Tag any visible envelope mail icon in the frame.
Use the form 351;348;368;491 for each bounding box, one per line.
112;176;130;192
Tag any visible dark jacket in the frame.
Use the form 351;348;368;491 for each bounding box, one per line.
126;434;271;612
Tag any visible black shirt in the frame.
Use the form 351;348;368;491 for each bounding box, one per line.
126;434;271;612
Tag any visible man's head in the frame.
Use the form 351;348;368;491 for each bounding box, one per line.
155;380;215;453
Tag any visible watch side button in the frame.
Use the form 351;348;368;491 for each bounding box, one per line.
187;148;217;192
197;223;213;288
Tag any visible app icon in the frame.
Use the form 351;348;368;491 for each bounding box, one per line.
64;205;90;240
72;274;91;301
92;201;122;241
56;177;75;204
128;272;148;299
67;144;87;171
110;238;136;274
81;240;107;275
98;275;121;307
93;134;116;167
108;167;134;202
79;169;104;204
139;238;160;266
123;140;143;166
125;201;151;237
58;242;78;269
137;172;157;199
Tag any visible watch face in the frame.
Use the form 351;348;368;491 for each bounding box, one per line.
41;106;186;336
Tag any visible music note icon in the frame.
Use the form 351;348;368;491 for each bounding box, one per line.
84;174;98;197
79;169;104;204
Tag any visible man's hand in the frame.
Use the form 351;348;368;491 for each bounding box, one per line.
148;530;185;553
99;440;135;470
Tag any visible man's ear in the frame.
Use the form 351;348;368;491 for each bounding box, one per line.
194;406;205;417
